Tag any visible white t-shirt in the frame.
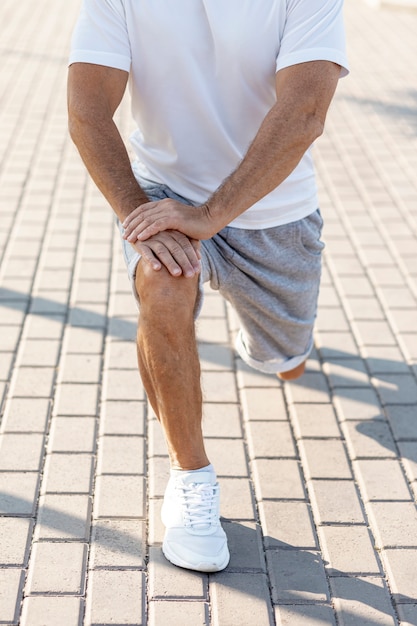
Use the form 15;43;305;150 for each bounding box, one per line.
69;0;349;229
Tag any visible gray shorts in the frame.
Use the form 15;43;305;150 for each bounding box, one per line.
118;180;324;374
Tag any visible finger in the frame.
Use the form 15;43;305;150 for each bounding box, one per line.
133;243;162;272
145;239;184;277
157;232;200;277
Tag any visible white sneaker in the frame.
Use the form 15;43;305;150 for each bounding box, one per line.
161;470;230;572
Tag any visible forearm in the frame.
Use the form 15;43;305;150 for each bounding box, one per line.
205;101;322;230
69;113;148;222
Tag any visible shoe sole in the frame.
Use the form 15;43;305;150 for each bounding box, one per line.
162;541;230;573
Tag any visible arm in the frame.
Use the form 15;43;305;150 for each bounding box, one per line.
122;60;341;242
67;62;201;277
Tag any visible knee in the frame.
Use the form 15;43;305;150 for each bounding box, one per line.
135;262;199;319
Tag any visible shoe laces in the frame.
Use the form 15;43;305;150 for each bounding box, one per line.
179;481;219;530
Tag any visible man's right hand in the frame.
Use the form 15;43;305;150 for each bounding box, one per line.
132;230;201;278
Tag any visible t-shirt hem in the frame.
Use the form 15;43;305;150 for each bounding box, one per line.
68;50;131;72
276;48;349;77
227;200;318;230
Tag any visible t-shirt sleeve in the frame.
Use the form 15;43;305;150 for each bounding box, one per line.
69;0;131;72
276;0;349;77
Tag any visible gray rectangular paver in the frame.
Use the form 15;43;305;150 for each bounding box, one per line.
354;459;411;501
241;387;287;421
290;403;341;439
0;433;45;471
204;438;248;477
367;502;417;549
267;549;329;603
0;569;25;625
97;435;145;475
90;519;145;568
252;459;305;500
47;417;97;453
275;604;336;626
27;542;88;594
148;546;207;599
342;420;397;459
20;597;84;626
99;400;145;436
299;439;352;479
34;494;92;541
382;549;417;603
53;383;99;416
308;480;365;524
319;525;381;575
331;576;397;626
0;472;40;515
41;453;94;494
210;572;273;626
0;517;33;567
149;601;209;626
94;475;145;519
85;570;144;626
246;420;296;459
259;500;317;549
1;397;50;433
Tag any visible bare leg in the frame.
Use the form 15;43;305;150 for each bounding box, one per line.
277;360;306;381
135;262;209;470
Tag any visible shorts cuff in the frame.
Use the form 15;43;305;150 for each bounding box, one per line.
235;331;313;375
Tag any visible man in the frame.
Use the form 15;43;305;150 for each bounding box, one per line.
68;0;349;573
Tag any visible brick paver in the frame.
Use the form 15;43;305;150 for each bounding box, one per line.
1;0;417;624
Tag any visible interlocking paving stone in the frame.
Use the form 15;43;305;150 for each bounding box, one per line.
1;0;417;623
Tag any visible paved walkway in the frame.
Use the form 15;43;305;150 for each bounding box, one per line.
1;1;417;624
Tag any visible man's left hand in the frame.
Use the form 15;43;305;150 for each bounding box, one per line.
122;198;216;243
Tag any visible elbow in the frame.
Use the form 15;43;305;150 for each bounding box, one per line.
304;110;326;146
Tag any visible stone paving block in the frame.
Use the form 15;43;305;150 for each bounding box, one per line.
319;525;381;575
389;310;417;334
68;304;107;328
0;351;13;381
0;471;40;515
353;320;397;347
400;335;417;361
63;326;104;354
290;403;341;439
259;501;317;549
330;576;397;626
210;572;272;626
149;600;209;626
222;520;265;571
300;439;352;480
1;397;50;433
246;420;296;459
20;596;83;626
105;339;138;370
275;604;336;626
148;546;207;599
18;339;60;368
367;502;417;549
381;549;417;604
308;480;365;524
286;372;331;404
372;374;417;405
252;459;305;500
85;570;144;626
323;358;370;388
354;459;411;501
196;317;229;344
58;354;102;384
315;330;359;359
41;454;94;494
94;474;145;518
74;280;109;304
10;366;55;398
148;457;170;498
107;316;137;341
0;325;21;351
90;519;145;568
241;386;287;421
47;417;97;453
316;307;350;332
363;345;410;375
345;296;385;320
100;400;145;436
97;435;145;475
27;542;88;594
0;569;25;625
29;291;69;315
202;403;242;438
397;604;417;625
0;517;33;566
236;357;279;388
198;342;234;372
24;314;65;340
201;371;238;403
204;438;248;477
148;498;164;546
385;406;417;440
379;287;417;310
220;478;256;520
102;368;144;401
334;388;385;421
53;383;99;416
267;549;329;603
342;420;397;459
34;494;92;541
0;433;45;471
399;442;417;483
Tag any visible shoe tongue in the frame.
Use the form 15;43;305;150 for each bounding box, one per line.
182;471;215;486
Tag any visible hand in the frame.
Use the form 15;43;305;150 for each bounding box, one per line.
122;198;216;242
131;229;201;278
